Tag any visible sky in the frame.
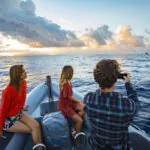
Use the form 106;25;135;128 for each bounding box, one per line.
0;0;150;56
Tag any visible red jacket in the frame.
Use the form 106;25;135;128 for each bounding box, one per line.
0;80;27;131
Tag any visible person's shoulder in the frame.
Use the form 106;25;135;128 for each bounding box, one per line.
113;92;126;102
85;91;95;97
83;91;95;104
117;93;133;109
3;84;12;92
63;81;71;87
113;91;120;97
2;84;14;95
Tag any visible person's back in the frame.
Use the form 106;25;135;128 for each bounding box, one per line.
84;59;139;150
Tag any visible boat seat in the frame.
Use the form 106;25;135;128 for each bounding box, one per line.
40;101;58;116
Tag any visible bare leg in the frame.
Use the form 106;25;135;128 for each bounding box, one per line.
6;121;32;133
71;114;83;133
20;112;42;145
78;110;84;117
76;102;85;117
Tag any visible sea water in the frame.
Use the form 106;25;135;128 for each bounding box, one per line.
0;53;150;135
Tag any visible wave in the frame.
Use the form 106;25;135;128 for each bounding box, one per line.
0;54;150;135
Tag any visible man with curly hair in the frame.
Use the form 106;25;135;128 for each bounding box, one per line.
84;59;139;150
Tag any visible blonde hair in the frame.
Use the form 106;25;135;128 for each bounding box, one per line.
59;65;73;88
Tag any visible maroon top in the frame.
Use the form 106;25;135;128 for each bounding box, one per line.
58;82;73;111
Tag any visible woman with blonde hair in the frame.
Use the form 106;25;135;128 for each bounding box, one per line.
0;65;46;150
58;65;85;138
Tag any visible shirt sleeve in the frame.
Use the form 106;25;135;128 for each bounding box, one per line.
62;83;72;98
0;90;11;131
125;82;138;103
123;82;140;117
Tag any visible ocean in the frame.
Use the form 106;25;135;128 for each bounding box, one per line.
0;53;150;135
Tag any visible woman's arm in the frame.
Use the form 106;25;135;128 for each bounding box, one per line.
68;96;80;103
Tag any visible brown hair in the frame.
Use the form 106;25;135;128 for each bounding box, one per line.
9;65;25;92
93;59;120;89
59;65;73;88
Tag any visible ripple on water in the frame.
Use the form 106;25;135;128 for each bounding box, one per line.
0;54;150;135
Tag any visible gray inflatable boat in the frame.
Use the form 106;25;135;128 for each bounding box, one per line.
0;76;150;150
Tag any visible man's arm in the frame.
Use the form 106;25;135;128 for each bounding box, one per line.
123;74;140;116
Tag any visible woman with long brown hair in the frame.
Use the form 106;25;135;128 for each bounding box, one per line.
0;65;46;150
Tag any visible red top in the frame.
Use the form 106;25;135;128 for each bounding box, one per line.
0;80;27;131
58;82;73;111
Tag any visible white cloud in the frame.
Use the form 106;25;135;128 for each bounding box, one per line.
0;0;149;53
116;25;145;47
81;25;113;47
80;25;147;50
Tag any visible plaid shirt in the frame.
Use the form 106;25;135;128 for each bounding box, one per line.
84;82;139;150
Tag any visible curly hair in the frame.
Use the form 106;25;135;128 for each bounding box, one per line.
93;59;121;89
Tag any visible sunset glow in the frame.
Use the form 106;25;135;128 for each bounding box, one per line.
0;0;149;55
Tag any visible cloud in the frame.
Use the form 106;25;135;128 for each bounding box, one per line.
0;0;20;12
80;25;113;48
0;0;148;52
144;29;150;48
145;29;150;35
20;0;36;15
80;25;147;50
0;0;84;48
116;25;145;47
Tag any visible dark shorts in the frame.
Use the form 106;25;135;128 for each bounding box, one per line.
3;110;23;130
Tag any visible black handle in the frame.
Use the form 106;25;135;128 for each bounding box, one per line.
46;75;53;101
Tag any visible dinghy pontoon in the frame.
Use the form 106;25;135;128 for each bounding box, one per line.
0;76;150;150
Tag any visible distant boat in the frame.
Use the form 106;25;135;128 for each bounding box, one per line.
145;52;149;55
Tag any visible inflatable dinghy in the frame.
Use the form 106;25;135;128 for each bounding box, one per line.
0;76;150;150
